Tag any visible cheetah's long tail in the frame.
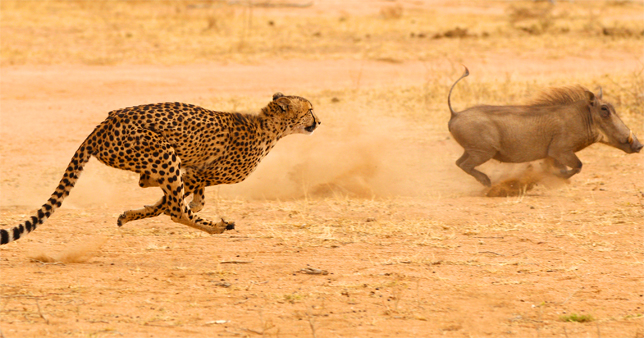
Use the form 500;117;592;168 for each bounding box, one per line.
1;142;93;245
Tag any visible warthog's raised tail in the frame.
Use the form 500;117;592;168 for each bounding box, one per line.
448;66;470;117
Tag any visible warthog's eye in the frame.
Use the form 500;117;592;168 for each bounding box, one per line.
600;106;610;118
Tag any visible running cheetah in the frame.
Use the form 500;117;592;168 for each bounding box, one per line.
1;93;320;245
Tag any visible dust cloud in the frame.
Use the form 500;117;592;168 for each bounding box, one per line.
29;237;106;263
485;162;569;197
216;112;475;200
214;109;570;200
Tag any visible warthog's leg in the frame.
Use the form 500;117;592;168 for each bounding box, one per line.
456;150;494;187
547;152;582;179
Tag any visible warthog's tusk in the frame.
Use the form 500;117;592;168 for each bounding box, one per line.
628;130;634;144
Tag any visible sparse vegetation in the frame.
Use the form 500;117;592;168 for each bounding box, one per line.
560;313;595;323
0;0;642;65
1;1;643;337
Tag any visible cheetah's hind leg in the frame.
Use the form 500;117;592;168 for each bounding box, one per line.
117;196;165;226
119;174;208;226
117;188;208;226
100;128;233;234
155;163;233;234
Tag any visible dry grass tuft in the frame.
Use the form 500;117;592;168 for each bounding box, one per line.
1;0;641;65
507;1;556;35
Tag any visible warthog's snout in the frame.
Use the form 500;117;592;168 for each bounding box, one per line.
634;143;643;153
626;130;643;153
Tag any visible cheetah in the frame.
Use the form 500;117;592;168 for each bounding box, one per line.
1;93;320;245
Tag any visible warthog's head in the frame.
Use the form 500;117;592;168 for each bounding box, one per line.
590;88;643;154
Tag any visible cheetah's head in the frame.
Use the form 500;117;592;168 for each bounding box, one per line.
270;92;321;135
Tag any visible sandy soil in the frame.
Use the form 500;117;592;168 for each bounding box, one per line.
1;1;644;338
2;56;643;338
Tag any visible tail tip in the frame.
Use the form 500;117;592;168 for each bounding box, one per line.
1;229;10;245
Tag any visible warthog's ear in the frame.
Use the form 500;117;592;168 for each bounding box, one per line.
596;86;603;100
586;91;596;107
273;92;285;101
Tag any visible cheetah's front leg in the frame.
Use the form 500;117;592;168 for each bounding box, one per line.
188;187;205;213
181;171;207;213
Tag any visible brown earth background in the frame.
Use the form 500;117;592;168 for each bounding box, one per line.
1;1;643;337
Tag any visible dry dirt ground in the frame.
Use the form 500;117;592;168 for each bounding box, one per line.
1;1;644;338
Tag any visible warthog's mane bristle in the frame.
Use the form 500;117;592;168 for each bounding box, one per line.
528;85;590;106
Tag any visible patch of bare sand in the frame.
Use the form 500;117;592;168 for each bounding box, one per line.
2;57;644;338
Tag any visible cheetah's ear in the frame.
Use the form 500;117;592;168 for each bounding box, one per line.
274;96;290;112
272;92;285;101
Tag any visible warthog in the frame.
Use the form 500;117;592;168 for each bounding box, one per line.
447;66;642;187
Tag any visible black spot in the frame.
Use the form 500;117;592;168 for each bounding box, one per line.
1;229;9;244
12;227;21;241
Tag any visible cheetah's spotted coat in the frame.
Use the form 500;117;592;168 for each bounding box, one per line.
1;93;320;245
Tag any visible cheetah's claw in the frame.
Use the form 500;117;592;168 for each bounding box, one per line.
221;218;235;231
